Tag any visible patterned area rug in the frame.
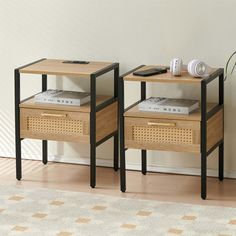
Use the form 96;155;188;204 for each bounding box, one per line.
0;185;236;236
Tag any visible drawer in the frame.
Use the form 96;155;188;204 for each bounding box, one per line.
125;117;201;153
20;108;90;143
20;101;118;143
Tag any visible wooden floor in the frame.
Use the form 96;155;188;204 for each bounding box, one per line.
0;157;236;207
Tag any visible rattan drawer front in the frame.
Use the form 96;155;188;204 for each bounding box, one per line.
27;116;83;135
20;108;89;142
132;126;193;144
125;117;200;153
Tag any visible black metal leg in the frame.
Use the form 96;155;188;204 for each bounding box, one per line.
15;69;21;180
42;141;47;165
119;78;126;192
114;133;119;171
141;150;147;175
120;148;126;192
219;72;224;181
201;152;207;200
42;74;48;165
90;75;96;188
113;65;119;171
219;142;224;181
201;81;207;200
141;81;147;175
90;143;96;188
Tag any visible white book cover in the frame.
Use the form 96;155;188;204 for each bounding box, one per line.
35;89;90;106
139;97;199;114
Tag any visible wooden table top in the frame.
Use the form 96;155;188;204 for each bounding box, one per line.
19;59;114;78
123;65;220;84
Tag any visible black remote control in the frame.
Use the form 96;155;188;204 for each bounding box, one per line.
133;67;168;77
63;60;89;64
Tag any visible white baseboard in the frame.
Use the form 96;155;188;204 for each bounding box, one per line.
1;151;236;179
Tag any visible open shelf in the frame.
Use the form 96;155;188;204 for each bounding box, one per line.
124;65;220;84
20;94;112;112
124;102;218;121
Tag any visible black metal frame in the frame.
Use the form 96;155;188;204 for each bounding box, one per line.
119;66;224;199
141;82;147;175
15;59;119;188
42;74;48;165
200;69;224;199
119;65;145;192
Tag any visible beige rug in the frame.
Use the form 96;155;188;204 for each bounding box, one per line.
0;184;236;236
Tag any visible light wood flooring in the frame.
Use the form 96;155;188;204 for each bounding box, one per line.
0;157;236;207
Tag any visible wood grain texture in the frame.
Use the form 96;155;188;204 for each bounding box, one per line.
19;59;113;78
125;117;200;153
207;110;223;151
20;108;90;143
20;95;112;113
125;140;200;153
96;102;118;142
123;65;218;84
124;102;218;121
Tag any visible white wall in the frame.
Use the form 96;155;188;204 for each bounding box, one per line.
0;0;236;177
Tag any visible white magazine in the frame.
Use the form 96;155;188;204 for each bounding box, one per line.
139;97;199;114
35;89;90;106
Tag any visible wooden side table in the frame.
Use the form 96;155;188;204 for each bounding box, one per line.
15;58;119;188
119;65;224;199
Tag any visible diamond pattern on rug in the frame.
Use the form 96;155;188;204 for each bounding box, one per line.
32;213;47;219
218;234;233;236
56;232;73;236
136;210;152;216
229;219;236;225
92;205;106;211
121;223;137;229
76;217;91;224
0;184;236;236
0;208;5;213
182;215;197;221
8;195;24;201
50;200;64;206
168;228;183;234
12;226;28;232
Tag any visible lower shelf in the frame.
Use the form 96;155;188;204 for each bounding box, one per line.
20;94;112;112
124;102;218;121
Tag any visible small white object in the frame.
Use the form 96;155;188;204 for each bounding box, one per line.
170;58;183;76
187;59;211;78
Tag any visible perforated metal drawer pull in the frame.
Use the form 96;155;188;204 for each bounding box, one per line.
41;113;67;118
147;122;176;127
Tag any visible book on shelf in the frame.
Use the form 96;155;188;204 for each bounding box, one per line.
35;89;90;106
138;97;199;114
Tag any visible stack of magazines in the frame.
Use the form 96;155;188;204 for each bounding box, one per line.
138;97;199;115
35;89;90;106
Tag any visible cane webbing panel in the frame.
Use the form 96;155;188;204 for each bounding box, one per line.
132;125;193;144
27;117;83;135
